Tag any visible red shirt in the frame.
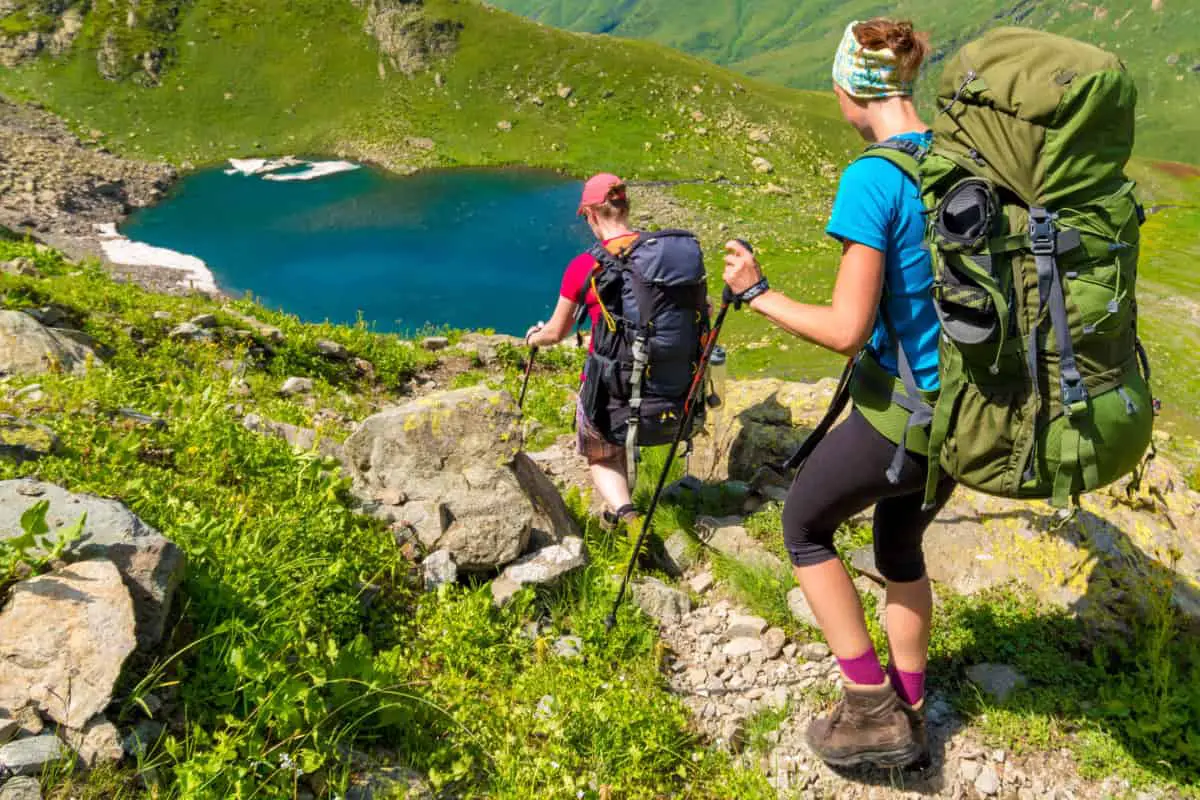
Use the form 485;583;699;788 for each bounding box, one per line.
559;233;639;353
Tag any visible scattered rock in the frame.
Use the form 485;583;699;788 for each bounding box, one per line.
64;716;124;767
557;85;573;99
0;736;66;778
347;387;577;571
0;310;98;376
717;715;747;753
189;313;218;329
697;516;785;572
723;637;763;657
224;311;284;344
0;560;135;729
496;120;513;132
151;311;172;321
0;480;186;648
315;339;349;360
553;635;583;659
761;183;791;196
960;758;982;783
422;549;457;591
492;537;586;606
748;129;771;144
167;322;205;341
688;571;714;594
663;531;697;576
1;258;40;278
726;614;768;639
0;776;43;800
632;577;691;625
751;157;774;174
762;627;787;660
0;415;58;462
0;717;18;744
406;136;436;151
787;588;819;629
966;663;1028;703
279;377;314;396
421;336;449;351
975;764;1001;796
798;642;831;661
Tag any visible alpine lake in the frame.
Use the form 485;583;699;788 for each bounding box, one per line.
121;162;595;335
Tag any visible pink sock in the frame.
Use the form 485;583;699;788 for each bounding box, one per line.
837;646;886;686
888;662;926;706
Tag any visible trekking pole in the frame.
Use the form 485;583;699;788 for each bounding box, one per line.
605;246;749;633
518;346;539;410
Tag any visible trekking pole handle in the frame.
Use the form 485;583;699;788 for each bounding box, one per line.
727;239;754;310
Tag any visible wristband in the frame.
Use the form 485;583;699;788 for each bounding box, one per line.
737;277;770;308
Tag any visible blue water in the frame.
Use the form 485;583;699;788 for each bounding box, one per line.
122;165;595;335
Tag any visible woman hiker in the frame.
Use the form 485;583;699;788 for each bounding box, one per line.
722;18;955;768
524;173;642;530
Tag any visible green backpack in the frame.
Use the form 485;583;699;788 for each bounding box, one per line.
854;27;1154;509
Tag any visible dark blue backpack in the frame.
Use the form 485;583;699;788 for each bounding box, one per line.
579;230;710;451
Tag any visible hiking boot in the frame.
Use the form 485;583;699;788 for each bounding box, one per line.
898;697;932;771
805;681;922;768
600;504;640;533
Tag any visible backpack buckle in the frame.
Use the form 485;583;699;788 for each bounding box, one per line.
1028;208;1057;256
1062;379;1089;415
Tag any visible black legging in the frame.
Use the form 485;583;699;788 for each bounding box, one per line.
783;407;956;583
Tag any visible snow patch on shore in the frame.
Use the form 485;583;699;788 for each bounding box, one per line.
224;157;361;181
95;223;218;294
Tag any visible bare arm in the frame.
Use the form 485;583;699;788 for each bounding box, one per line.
722;240;884;357
526;296;579;347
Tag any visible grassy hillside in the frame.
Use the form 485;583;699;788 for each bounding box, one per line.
2;0;1198;445
487;0;1200;163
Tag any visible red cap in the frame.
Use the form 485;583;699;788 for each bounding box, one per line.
578;173;625;215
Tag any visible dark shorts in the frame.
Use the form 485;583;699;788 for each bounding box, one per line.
576;397;625;464
782;407;956;583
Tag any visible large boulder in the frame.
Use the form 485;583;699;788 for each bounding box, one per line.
345;387;579;571
922;457;1200;630
0;310;98;377
0;480;186;648
690;377;842;483
0;560;136;730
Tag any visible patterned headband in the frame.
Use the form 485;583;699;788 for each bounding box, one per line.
832;21;914;100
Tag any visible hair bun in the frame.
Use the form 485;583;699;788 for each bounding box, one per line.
853;18;930;82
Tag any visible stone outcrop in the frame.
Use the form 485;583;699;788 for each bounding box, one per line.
0;311;99;377
690;377;843;484
0;480;186;647
0;3;84;68
345;386;580;571
0;560;136;730
357;0;462;75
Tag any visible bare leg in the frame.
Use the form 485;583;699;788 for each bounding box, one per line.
884;576;932;674
589;453;632;513
793;560;874;660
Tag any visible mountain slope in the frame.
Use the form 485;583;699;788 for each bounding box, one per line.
487;0;1200;163
0;0;856;179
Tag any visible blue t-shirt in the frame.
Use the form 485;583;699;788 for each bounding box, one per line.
826;131;941;391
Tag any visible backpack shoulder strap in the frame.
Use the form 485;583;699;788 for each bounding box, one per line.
856;138;926;186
